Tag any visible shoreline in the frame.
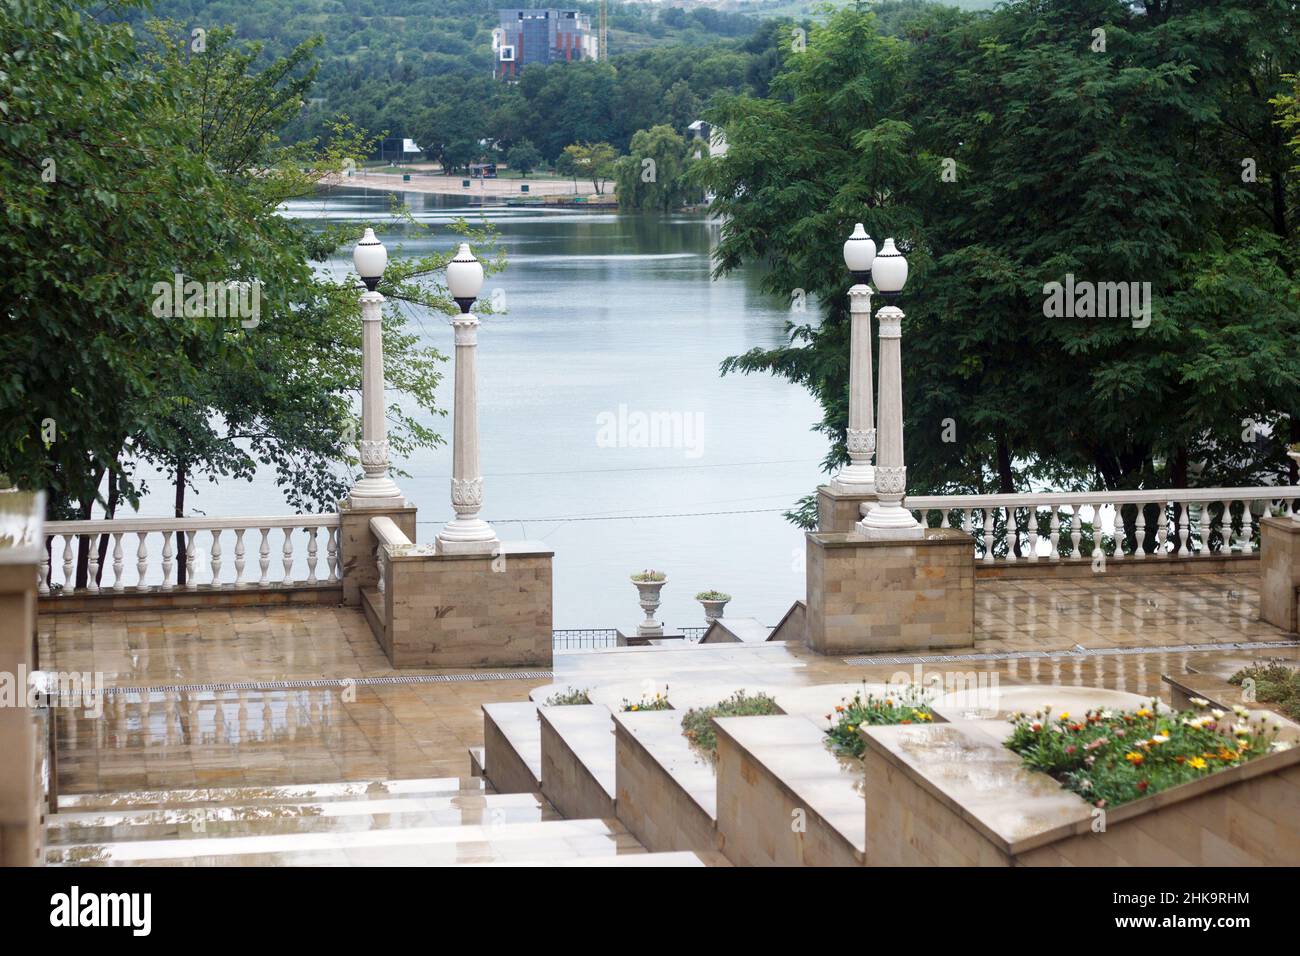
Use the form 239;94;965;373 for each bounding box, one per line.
320;170;616;204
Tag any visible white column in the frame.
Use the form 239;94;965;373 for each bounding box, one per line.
831;283;875;494
437;312;498;553
348;290;404;508
857;304;922;538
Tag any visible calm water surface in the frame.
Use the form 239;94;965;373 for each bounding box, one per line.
136;189;828;630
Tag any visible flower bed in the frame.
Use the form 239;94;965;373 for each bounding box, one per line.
621;691;671;712
680;690;779;755
1227;663;1300;721
1005;700;1289;808
544;687;592;706
824;686;934;757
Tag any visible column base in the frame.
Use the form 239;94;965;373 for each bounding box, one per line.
856;502;923;540
347;476;404;510
436;517;499;555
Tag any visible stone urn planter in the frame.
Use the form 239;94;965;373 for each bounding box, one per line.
695;590;731;623
631;571;666;637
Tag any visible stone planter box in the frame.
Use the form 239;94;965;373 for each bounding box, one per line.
482;702;542;795
613;711;719;854
860;719;1300;866
714;715;866;866
539;705;616;820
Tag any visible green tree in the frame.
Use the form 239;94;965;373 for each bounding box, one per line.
561;141;619;195
614;125;697;211
506;139;542;177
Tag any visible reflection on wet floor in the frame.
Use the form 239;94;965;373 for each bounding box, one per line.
44;571;1297;797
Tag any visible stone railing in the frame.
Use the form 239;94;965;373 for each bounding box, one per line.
904;487;1293;564
368;515;411;596
40;515;341;596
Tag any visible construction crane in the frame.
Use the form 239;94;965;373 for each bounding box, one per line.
598;0;607;61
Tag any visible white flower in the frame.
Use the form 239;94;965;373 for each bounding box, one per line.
1233;705;1251;718
1271;741;1293;752
1151;734;1169;745
1210;709;1225;720
1189;697;1210;708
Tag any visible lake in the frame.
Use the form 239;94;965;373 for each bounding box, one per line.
134;188;829;631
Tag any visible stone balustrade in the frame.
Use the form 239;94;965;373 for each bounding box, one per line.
906;486;1291;564
40;515;341;596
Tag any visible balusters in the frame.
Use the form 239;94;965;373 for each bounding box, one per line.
110;531;124;589
1133;503;1146;559
981;508;994;562
136;532;149;588
376;544;386;594
184;530;199;589
1155;501;1169;557
1091;504;1104;563
282;529;295;585
306;526;319;584
1176;501;1190;557
1198;503;1212;556
1220;500;1233;554
1049;508;1061;561
258;528;271;586
61;534;75;593
86;533;101;592
210;529;223;586
38;545;49;596
1004;505;1018;562
162;531;175;589
327;527;340;582
1070;506;1082;560
1027;507;1040;561
234;529;246;585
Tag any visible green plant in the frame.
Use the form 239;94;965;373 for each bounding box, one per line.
680;690;779;754
1005;701;1287;809
631;570;666;583
1227;664;1300;721
695;590;731;602
543;687;591;706
824;686;935;757
621;691;671;712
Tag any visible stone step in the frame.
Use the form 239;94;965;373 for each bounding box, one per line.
46;817;642;867
46;792;557;845
55;776;483;813
482;701;542;793
539;704;616;819
713;714;866;866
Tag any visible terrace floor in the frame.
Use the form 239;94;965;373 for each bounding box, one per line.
40;572;1300;796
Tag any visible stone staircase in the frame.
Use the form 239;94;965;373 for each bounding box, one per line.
44;774;709;867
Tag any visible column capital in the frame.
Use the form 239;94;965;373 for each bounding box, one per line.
875;304;904;338
848;284;874;311
450;314;480;346
359;289;385;318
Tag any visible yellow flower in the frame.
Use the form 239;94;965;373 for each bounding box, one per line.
1188;757;1207;770
1135;708;1153;718
1059;712;1071;720
912;710;933;722
846;725;856;733
1124;751;1145;765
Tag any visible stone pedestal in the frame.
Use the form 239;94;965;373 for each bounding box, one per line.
1259;516;1300;633
816;484;878;534
805;527;974;655
381;541;553;668
0;491;42;866
338;500;417;606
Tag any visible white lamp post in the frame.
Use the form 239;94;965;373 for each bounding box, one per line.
857;238;922;539
347;228;404;508
831;223;877;494
437;243;499;553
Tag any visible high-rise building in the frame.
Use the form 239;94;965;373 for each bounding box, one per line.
493;9;599;79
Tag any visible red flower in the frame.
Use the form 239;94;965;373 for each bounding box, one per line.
1137;781;1149;792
